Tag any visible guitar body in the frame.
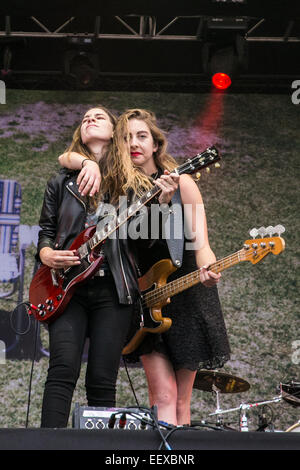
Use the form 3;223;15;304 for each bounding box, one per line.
122;259;177;355
29;225;104;323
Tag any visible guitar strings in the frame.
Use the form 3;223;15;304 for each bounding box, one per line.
144;245;264;305
141;244;271;308
141;249;243;307
87;185;162;251
86;152;216;251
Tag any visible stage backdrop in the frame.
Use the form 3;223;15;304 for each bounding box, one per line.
0;88;298;431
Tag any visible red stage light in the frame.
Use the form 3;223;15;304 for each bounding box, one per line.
212;72;232;90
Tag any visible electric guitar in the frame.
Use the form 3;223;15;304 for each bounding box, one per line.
29;146;220;323
122;227;285;355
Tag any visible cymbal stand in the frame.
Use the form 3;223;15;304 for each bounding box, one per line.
240;404;249;432
208;395;282;432
211;384;226;428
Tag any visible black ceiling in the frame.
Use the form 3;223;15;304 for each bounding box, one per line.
0;1;299;18
0;1;299;93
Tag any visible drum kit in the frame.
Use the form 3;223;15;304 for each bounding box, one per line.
192;370;300;432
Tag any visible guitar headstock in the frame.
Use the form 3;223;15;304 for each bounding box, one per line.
177;146;221;177
243;225;285;264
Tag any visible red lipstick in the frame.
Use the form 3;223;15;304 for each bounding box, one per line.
131;152;142;157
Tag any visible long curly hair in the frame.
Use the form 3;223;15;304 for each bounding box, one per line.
99;108;178;203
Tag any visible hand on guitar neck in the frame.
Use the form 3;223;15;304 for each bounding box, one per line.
199;265;221;287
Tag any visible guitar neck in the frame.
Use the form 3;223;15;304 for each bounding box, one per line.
86;147;220;252
144;249;246;306
88;184;161;251
208;249;246;274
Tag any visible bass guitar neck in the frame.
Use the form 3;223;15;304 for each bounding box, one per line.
122;232;285;354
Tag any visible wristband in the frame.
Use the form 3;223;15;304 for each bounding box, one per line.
81;158;98;168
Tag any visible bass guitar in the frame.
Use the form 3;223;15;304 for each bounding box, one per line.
29;146;220;323
122;227;285;354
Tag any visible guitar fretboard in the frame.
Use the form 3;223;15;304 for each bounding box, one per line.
88;183;162;251
78;147;219;255
143;249;247;307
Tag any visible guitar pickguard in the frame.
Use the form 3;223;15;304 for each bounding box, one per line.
61;255;101;291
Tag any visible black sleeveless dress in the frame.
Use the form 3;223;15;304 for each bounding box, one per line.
125;236;231;371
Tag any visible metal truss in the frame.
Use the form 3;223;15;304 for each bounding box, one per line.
0;15;299;42
0;16;204;40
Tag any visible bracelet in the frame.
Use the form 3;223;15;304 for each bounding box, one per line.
81;158;97;168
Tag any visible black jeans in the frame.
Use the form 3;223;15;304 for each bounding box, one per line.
41;277;133;428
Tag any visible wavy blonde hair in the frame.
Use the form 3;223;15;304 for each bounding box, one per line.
98;108;178;203
120;108;177;172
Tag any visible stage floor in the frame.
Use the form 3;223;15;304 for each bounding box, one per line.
0;427;299;451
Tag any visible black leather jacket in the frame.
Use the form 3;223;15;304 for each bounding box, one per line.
37;168;140;305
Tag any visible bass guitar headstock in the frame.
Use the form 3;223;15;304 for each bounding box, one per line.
243;225;285;264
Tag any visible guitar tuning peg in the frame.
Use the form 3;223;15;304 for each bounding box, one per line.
265;225;275;237
249;228;258;238
274;224;285;236
196;172;201;179
257;226;266;237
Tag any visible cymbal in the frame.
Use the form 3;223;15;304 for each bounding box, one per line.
281;381;300;407
194;370;250;394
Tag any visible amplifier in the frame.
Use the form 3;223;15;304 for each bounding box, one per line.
72;403;152;430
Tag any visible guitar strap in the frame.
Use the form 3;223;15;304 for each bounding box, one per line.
163;187;184;268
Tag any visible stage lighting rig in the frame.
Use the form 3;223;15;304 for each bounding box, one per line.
202;16;249;90
68;54;98;89
1;46;12;77
211;71;232;90
63;38;99;89
209;46;239;89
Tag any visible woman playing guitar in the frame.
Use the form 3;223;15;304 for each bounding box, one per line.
37;106;179;428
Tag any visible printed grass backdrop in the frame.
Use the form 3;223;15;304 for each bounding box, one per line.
0;88;299;431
